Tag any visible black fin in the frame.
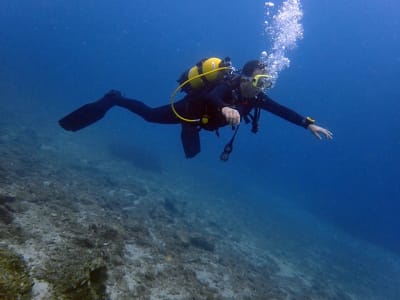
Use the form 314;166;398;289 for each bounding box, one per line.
59;102;109;131
58;91;121;131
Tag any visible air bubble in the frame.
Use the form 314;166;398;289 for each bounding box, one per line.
262;0;304;87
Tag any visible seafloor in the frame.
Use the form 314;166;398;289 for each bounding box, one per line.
1;103;399;300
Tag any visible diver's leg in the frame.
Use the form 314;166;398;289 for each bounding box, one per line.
114;96;183;124
59;90;203;157
59;90;187;131
180;123;200;158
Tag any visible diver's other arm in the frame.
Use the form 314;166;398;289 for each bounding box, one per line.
307;124;333;140
258;93;333;140
221;107;240;126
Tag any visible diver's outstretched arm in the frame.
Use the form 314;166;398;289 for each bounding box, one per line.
307;124;333;140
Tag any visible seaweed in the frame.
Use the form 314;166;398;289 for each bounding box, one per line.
0;248;33;299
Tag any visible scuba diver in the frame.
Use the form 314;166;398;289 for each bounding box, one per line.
59;57;333;160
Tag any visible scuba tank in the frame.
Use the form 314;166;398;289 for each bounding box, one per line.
177;57;233;94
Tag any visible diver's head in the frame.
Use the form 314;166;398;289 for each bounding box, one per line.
240;60;272;97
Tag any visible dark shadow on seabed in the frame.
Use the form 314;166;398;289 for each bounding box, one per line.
108;140;163;173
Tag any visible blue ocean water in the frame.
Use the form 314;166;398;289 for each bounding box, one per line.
1;0;399;297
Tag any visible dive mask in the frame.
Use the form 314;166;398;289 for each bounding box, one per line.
252;74;273;90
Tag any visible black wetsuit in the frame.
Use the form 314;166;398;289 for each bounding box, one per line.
59;81;312;158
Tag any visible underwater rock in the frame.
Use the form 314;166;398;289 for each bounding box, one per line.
163;196;187;219
99;226;122;242
73;237;96;248
88;265;108;297
189;235;215;252
175;230;191;248
0;194;16;205
0;205;14;224
0;248;33;299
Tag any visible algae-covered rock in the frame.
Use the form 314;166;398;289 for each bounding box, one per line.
44;256;108;300
0;248;33;299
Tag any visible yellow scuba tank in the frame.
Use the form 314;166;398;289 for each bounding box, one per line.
177;57;232;93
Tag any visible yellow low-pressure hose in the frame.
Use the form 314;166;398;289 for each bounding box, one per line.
170;66;232;123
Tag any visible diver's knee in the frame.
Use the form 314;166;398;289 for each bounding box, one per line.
105;90;122;98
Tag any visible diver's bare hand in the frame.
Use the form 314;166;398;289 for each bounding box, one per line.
308;124;333;140
222;107;240;126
